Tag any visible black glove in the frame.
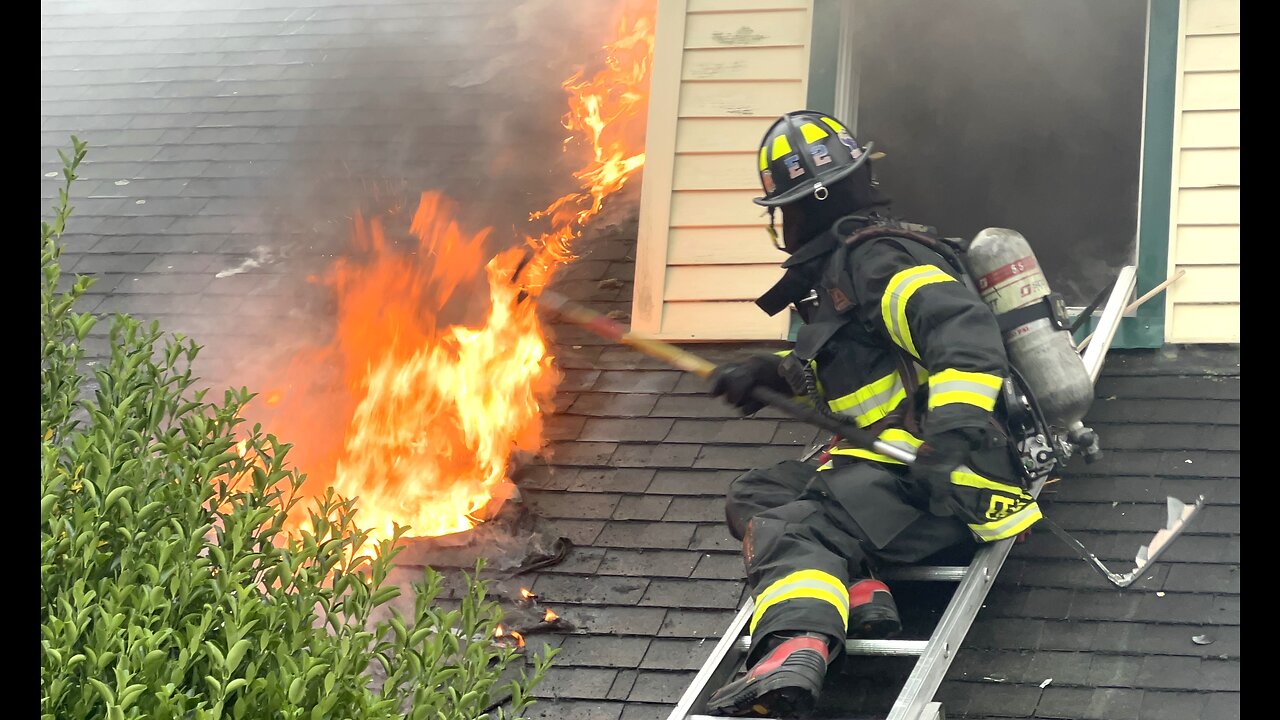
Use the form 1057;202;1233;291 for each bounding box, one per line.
708;354;787;415
911;427;983;517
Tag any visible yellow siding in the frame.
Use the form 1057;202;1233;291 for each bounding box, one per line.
660;301;791;340
667;227;784;264
1185;0;1239;33
1178;148;1239;187
677;80;802;117
683;10;811;48
682;47;809;81
1180;110;1239;148
1170;304;1241;343
634;0;810;339
665;264;789;300
1166;0;1240;343
674;117;775;152
1165;265;1240;304
1173;225;1238;265
672;152;760;190
1183;34;1239;71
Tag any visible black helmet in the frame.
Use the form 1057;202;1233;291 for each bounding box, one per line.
754;110;873;207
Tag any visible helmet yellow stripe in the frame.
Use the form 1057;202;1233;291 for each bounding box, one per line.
800;122;829;143
770;134;793;161
820;116;847;133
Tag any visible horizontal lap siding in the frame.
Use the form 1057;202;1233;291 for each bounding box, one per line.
1166;0;1239;342
635;0;812;340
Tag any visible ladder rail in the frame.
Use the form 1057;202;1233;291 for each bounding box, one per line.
887;479;1045;720
667;600;756;720
669;480;1040;720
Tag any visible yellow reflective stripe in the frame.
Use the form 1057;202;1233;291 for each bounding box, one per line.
816;460;834;472
950;467;1024;493
774;349;793;357
800;122;829;143
827;366;927;428
829;447;905;465
928;369;1002;412
931;368;1003;390
929;390;998;411
771;134;794;161
820;116;847;133
750;570;849;633
969;502;1043;542
827;371;904;426
759;146;769;171
881;428;923;446
828;428;922;465
880;265;956;359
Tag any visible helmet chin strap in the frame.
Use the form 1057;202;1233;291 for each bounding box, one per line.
766;207;782;250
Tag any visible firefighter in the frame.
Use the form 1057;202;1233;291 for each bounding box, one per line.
704;110;1043;718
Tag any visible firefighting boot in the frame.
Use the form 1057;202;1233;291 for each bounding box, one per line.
704;632;833;718
847;579;901;639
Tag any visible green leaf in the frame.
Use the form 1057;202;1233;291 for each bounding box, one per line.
370;585;401;606
103;485;130;511
88;678;115;705
226;639;251;674
205;641;226;669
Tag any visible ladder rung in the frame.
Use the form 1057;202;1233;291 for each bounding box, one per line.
879;565;969;582
736;636;928;657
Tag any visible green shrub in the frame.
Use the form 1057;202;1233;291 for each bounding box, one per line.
40;138;554;720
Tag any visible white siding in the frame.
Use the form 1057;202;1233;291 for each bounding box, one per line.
1166;0;1240;343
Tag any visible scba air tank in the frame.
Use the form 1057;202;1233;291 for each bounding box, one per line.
965;228;1095;437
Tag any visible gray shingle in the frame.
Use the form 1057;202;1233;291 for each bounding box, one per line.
568;469;655;494
639;639;715;671
612;496;673;522
531;575;648;607
597;550;699;579
534;668;618;702
627;672;691;704
581;417;680;440
596;522;697;551
610;444;701;469
657;609;738;639
555;636;652;669
638;579;743;610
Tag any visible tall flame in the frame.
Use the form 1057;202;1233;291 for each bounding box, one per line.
258;0;656;544
522;3;656;290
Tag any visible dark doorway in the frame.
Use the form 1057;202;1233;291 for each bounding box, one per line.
833;0;1148;305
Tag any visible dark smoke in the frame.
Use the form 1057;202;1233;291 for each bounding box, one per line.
844;0;1148;304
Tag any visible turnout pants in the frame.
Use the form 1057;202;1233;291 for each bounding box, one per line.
726;459;975;662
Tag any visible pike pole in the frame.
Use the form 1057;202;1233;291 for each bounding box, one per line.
532;288;915;463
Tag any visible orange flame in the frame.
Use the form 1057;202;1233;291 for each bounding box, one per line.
544;609;559;622
521;1;656;290
254;1;656;544
521;588;537;599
